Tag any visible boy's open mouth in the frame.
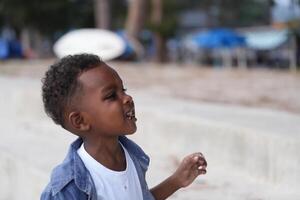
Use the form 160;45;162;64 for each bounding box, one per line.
125;108;136;120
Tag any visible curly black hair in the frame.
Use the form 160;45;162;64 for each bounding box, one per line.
42;54;104;127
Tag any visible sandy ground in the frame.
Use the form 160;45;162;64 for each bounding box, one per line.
1;59;300;114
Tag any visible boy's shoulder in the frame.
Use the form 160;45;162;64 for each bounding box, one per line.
41;138;94;198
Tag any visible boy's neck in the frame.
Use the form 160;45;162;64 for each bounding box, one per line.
83;136;126;171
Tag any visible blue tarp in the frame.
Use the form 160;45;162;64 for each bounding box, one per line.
190;28;246;49
0;39;9;59
116;30;135;59
9;39;23;57
0;38;23;59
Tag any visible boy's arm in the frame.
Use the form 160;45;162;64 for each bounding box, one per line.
150;153;207;200
150;175;180;200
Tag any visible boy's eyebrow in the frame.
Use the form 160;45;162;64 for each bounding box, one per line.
102;79;125;91
99;76;125;93
101;84;116;93
101;82;124;93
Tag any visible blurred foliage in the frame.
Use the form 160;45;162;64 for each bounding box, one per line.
219;0;270;27
287;19;300;41
145;0;271;38
0;0;132;36
0;0;294;38
110;0;127;29
0;0;94;36
146;0;179;38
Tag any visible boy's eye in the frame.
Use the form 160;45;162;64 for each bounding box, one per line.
104;88;127;100
105;92;117;100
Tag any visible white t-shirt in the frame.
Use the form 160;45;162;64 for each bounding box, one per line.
77;143;143;200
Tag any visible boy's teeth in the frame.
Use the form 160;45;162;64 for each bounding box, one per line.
126;110;135;119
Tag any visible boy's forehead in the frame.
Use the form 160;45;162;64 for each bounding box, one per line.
78;65;122;89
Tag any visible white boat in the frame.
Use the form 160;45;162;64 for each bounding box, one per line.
53;29;126;61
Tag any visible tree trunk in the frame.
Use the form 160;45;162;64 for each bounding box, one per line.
94;0;111;29
289;34;298;72
296;34;300;68
20;28;31;54
153;32;167;62
125;0;146;59
150;0;167;62
125;0;146;39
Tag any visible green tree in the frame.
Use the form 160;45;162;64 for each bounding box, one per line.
204;0;270;27
0;0;95;56
147;0;179;62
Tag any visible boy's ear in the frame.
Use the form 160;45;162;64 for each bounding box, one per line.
68;111;91;132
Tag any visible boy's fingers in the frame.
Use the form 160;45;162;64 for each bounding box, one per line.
197;158;207;167
193;152;204;158
193;161;207;172
193;156;199;162
198;165;207;174
198;165;206;170
198;169;207;175
193;158;207;168
192;162;200;171
191;153;205;161
185;152;207;169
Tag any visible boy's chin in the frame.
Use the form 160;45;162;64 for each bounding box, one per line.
125;127;137;135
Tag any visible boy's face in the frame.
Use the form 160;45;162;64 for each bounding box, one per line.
73;64;137;137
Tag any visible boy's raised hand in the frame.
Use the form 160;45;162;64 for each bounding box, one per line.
171;152;207;188
150;152;207;200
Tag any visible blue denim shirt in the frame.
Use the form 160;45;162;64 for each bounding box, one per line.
41;136;155;200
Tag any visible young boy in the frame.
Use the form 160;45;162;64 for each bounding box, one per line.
41;54;207;200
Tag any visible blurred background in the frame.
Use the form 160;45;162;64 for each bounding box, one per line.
0;0;300;200
0;0;300;68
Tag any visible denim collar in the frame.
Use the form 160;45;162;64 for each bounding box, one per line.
49;136;150;196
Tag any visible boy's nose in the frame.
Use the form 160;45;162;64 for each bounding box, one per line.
123;94;133;104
